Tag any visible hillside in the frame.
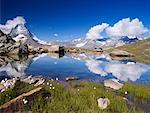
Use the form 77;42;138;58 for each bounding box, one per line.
107;38;150;64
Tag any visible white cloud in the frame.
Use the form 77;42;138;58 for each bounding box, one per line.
0;16;26;34
85;18;149;40
106;18;149;38
54;33;58;37
105;63;146;82
85;59;106;76
86;23;109;40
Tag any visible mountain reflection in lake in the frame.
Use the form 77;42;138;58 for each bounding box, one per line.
0;53;150;85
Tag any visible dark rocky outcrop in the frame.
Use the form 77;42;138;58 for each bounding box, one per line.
0;30;29;55
0;23;61;55
0;30;16;54
18;42;29;55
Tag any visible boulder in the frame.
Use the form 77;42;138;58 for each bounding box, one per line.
97;98;110;109
104;79;123;90
110;49;134;57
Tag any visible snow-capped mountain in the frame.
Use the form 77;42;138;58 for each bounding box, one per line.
119;36;139;44
64;36;144;49
9;24;32;42
3;23;144;50
8;24;51;47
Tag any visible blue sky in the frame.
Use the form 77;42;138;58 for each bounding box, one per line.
1;0;150;41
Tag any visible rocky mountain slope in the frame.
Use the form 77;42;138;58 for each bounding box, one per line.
0;23;53;55
107;38;150;64
0;30;18;54
8;24;49;47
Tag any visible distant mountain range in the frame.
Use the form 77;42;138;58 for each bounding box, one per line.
60;36;143;49
0;23;146;51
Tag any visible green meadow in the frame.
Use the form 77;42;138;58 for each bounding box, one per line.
0;80;150;113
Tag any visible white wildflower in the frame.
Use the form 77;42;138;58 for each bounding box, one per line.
125;91;128;95
56;77;59;81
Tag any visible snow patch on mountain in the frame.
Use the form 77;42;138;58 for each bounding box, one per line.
32;35;51;45
76;41;87;47
73;38;82;42
13;34;28;42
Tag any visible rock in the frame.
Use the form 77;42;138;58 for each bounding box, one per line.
97;98;110;109
19;42;29;55
0;84;4;91
34;78;45;87
65;76;79;81
104;79;123;90
0;30;4;36
0;30;16;54
110;49;134;57
0;29;30;55
9;24;32;42
22;76;36;84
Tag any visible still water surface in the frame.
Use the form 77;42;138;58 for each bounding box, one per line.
0;53;150;85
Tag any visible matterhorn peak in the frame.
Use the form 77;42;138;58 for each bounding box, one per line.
9;24;32;42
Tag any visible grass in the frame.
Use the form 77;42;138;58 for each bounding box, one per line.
0;80;35;105
106;38;150;64
120;83;150;99
1;80;150;113
21;81;149;113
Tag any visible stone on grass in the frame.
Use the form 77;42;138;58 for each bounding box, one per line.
104;78;123;90
97;98;110;109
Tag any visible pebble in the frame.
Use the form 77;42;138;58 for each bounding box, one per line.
97;98;110;109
